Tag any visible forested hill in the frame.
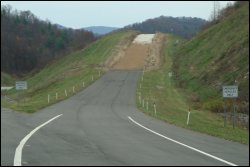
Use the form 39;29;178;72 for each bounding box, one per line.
1;5;96;75
122;16;207;38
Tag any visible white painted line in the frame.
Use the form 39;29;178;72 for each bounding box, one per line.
128;116;237;166
14;114;63;166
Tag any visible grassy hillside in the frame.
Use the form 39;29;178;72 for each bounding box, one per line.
137;2;249;144
137;34;248;144
2;31;137;112
172;2;249;113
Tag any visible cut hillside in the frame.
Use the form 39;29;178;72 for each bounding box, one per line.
136;2;248;144
172;2;249;114
1;31;137;112
111;33;165;70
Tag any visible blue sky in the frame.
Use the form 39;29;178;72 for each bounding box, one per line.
1;1;233;29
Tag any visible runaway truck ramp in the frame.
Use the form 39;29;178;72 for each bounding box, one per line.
112;34;154;70
132;34;155;44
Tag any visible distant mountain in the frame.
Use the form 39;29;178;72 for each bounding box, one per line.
54;24;67;30
84;26;119;35
121;16;207;38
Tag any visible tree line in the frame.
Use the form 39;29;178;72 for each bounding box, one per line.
1;5;96;75
203;1;247;30
120;16;207;39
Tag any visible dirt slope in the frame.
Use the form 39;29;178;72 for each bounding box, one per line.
111;33;165;70
112;43;149;70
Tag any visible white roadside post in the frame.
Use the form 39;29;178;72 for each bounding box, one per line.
83;81;85;87
154;102;157;116
48;94;50;104
65;89;67;97
143;70;145;76
56;92;58;100
73;86;75;93
92;75;94;81
146;100;149;111
187;112;191;125
187;106;191;125
139;95;141;105
187;112;190;125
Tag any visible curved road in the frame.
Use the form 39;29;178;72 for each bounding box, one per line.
1;70;249;166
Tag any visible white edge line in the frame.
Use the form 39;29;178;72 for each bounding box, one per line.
128;116;237;166
14;114;63;166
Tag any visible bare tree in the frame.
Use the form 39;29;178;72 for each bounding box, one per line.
209;1;221;21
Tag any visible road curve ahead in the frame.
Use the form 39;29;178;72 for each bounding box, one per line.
1;70;249;166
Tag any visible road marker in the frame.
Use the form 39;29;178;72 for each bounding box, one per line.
154;103;157;115
48;94;50;104
187;106;191;125
146;101;149;111
187;112;190;125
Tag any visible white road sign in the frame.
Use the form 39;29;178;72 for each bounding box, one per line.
16;81;27;90
168;72;172;77
223;86;238;98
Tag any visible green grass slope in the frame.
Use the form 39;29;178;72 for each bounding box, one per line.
138;34;248;144
173;2;249;113
2;31;137;112
137;2;249;144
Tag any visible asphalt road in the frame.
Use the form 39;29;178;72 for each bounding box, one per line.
1;70;249;166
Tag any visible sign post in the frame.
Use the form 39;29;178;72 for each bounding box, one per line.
16;81;27;102
223;99;227;127
223;86;238;98
223;86;238;128
15;81;27;90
